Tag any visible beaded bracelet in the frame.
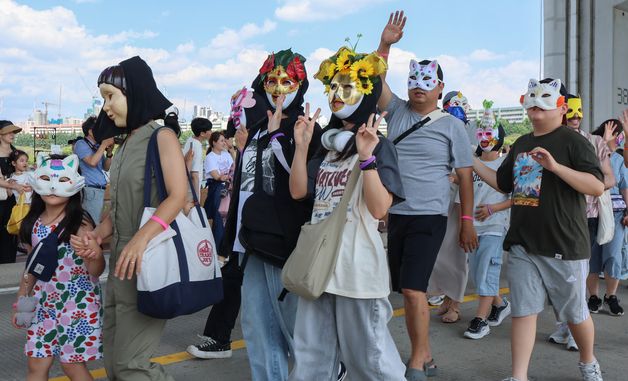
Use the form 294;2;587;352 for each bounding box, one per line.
487;205;493;216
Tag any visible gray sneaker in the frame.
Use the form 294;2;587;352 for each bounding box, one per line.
578;359;603;381
566;333;579;352
405;367;427;381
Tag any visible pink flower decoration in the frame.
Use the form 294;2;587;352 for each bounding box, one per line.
43;319;54;330
57;271;71;283
65;301;76;311
86;346;99;355
63;257;74;266
26;341;35;350
87;302;99;312
59;315;71;326
63;344;74;354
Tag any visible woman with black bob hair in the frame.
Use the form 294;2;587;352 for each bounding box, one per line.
72;56;187;381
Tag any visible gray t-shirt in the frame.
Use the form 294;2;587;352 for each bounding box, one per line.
384;93;473;216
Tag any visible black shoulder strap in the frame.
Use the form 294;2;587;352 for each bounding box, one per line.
393;117;433;145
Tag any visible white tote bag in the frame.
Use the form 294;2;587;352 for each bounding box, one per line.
596;190;615;245
136;128;223;319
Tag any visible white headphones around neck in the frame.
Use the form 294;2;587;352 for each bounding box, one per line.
321;129;354;152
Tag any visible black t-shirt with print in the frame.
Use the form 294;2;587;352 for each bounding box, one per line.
496;126;603;260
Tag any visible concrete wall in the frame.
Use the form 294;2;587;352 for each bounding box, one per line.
544;0;628;132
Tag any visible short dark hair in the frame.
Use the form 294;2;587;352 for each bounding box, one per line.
82;116;97;136
592;119;623;138
191;117;213;137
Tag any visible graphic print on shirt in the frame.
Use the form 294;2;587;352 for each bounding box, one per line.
311;156;356;223
240;136;258;192
261;145;275;195
512;152;543;206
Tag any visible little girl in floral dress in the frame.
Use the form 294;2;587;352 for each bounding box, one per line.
12;154;104;380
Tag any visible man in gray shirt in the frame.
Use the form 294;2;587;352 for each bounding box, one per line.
377;10;478;381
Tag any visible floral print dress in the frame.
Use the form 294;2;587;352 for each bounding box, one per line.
25;219;103;363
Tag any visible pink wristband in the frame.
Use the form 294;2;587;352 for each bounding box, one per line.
461;215;473;221
377;51;389;58
487;205;493;216
150;215;169;231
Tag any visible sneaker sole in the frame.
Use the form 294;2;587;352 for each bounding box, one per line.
186;346;232;359
463;329;490;340
604;303;624;316
566;345;579;352
548;336;569;345
488;308;511;327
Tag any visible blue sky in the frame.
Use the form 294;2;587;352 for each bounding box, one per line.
0;0;542;123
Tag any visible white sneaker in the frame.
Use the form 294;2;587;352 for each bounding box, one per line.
578;359;603;381
566;332;579;352
548;323;569;345
487;298;511;327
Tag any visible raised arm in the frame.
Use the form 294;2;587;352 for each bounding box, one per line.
377;10;406;112
290;103;320;200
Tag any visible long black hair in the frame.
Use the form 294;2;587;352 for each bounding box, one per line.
19;155;95;244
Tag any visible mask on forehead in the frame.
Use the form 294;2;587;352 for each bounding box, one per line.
229;87;257;130
408;59;441;91
476;100;500;152
520;79;565;110
566;97;583;120
450;92;470;113
31;154;85;197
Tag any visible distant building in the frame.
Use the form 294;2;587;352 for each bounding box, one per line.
193;105;212;119
467;106;527;124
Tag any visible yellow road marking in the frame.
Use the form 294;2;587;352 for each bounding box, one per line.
49;288;509;380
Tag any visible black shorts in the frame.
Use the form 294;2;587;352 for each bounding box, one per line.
388;214;448;293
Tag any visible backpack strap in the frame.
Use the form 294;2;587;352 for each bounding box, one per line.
393;109;448;145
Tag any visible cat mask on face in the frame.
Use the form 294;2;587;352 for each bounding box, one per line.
408;59;441;91
520;79;565;110
30;154;85;197
566;96;583;120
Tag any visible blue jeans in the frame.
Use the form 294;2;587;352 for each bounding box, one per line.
204;180;225;249
241;253;297;381
469;234;505;296
82;187;105;224
592;211;626;278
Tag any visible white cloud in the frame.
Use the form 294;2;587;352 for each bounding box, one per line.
467;49;506;61
275;0;393;21
203;20;276;58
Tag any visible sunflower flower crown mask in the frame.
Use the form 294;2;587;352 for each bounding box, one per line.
314;46;387;119
30;154;85;197
476;100;500;152
259;49;306;109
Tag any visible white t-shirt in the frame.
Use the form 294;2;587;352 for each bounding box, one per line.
456;156;510;235
183;137;204;196
204;150;234;180
10;172;33;203
311;153;390;299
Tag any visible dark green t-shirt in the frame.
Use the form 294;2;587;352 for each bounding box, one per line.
496;126;603;260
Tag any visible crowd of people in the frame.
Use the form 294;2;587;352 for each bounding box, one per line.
2;9;628;381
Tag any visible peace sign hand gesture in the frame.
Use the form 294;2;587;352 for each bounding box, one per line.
381;10;406;46
294;103;321;148
267;94;285;133
356;112;387;160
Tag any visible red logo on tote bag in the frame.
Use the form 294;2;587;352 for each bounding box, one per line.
197;240;213;266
